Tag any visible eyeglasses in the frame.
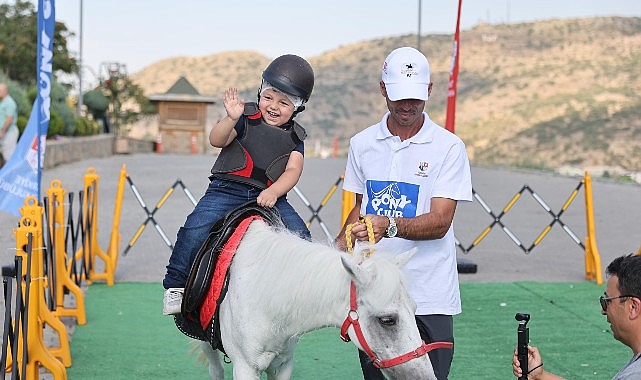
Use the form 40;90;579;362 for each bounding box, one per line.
599;294;636;312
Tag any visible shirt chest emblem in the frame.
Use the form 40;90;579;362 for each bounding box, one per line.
415;161;429;177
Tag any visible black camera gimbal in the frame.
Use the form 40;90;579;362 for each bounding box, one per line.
515;313;530;380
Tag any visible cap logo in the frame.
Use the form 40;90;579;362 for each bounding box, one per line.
401;63;418;78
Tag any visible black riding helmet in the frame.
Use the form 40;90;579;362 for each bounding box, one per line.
262;54;314;104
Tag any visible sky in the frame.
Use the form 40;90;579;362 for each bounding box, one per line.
26;1;641;86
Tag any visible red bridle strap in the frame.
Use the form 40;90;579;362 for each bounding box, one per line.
340;281;453;369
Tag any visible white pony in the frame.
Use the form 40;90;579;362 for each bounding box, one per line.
199;219;437;380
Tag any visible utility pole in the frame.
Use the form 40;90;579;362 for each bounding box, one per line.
77;0;83;116
417;0;422;52
507;0;511;24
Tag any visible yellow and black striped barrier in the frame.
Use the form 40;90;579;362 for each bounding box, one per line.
46;180;86;325
338;172;602;283
453;171;602;284
123;176;197;255
457;182;584;254
292;174;344;243
4;197;70;379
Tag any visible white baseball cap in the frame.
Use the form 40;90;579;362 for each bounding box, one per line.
381;47;430;101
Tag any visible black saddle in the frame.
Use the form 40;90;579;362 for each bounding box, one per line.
174;200;282;347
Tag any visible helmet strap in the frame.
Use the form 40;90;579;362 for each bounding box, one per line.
291;105;305;119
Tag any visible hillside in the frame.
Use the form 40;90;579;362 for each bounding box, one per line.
131;17;641;173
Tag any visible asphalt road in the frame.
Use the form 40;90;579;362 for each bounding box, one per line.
1;153;640;349
2;153;640;283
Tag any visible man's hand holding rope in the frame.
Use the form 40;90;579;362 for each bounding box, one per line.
345;214;391;249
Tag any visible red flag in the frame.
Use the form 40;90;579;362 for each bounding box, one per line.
445;0;462;133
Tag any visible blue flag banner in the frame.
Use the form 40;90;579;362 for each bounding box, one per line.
0;0;55;216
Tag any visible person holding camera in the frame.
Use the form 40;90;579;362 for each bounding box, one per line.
512;253;641;379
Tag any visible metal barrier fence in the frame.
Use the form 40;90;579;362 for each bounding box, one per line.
123;177;197;255
2;200;70;379
340;172;603;285
456;183;584;254
1;165;127;379
292;174;344;243
44;181;86;325
121;174;344;252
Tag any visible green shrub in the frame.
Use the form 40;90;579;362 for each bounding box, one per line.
74;116;100;136
17;115;28;135
47;111;64;137
54;101;77;135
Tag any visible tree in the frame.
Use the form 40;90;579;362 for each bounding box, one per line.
26;79;78;136
96;64;157;136
83;88;109;132
0;0;77;84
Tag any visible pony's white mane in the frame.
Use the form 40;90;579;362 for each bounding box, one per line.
235;221;406;325
237;222;345;301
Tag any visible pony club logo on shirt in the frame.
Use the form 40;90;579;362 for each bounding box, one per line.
365;180;418;218
415;161;429;177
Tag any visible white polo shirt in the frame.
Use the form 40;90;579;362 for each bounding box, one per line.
343;112;473;315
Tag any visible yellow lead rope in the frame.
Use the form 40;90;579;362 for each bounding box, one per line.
345;216;376;255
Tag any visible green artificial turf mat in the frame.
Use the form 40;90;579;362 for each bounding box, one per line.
65;281;630;379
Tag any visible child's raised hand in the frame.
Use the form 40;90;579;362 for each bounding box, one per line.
223;87;244;121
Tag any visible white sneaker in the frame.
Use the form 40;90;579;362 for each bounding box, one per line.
163;288;184;315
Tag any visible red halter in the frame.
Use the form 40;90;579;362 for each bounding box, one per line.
339;281;453;369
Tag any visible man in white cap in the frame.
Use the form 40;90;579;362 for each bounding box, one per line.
336;47;473;379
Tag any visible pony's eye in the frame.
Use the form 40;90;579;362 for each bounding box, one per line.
378;316;396;326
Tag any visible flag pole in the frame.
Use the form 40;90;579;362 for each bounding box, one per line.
36;0;43;201
445;0;462;133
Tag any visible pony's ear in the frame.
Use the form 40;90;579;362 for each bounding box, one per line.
340;253;361;278
340;252;373;286
392;247;418;268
